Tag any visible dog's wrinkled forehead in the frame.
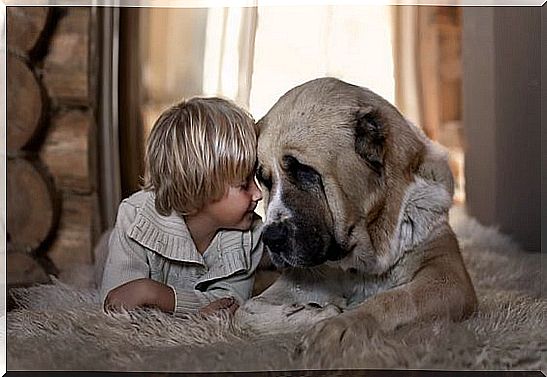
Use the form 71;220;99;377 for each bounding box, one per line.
258;111;351;161
258;78;379;158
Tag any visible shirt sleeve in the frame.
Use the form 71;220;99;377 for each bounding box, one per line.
99;201;151;307
172;225;264;315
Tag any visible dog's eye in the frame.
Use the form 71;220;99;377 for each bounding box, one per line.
283;155;321;188
256;165;272;190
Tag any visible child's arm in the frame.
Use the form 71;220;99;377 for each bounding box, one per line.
198;296;239;316
170;228;264;315
104;278;175;312
101;201;175;312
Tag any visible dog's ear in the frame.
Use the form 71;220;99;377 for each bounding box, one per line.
354;109;386;175
416;142;455;198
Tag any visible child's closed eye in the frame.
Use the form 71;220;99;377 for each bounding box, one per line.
237;171;259;191
239;181;250;190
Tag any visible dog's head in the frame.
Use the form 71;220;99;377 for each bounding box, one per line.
257;77;454;274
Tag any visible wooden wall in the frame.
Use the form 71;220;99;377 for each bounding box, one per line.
462;7;541;253
7;7;100;287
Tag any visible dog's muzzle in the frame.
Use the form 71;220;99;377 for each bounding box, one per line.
262;221;293;253
263;219;344;268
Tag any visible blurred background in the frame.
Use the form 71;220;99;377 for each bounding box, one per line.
4;5;543;289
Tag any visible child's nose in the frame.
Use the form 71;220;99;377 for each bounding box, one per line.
251;180;263;201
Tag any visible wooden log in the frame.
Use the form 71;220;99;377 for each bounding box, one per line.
42;8;90;104
7;53;45;153
7;7;49;55
47;192;94;271
7;158;58;253
39;109;92;193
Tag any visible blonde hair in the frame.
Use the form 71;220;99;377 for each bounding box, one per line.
143;97;257;216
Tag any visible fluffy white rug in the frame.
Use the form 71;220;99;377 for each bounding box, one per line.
7;207;546;372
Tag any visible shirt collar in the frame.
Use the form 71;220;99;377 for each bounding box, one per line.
126;191;255;268
127;191;205;265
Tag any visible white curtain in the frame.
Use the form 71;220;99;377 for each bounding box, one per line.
392;6;422;127
202;7;257;109
249;5;396;119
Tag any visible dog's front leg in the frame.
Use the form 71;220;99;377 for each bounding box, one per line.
236;297;342;336
299;232;477;364
236;268;346;335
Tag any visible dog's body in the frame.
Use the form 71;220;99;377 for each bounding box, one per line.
237;78;476;356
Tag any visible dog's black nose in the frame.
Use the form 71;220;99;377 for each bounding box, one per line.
262;221;291;252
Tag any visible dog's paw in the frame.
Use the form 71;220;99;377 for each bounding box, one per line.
297;312;381;366
282;302;342;319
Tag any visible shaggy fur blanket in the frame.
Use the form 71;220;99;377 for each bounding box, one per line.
7;208;546;372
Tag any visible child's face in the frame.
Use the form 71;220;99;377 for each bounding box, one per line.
202;176;263;231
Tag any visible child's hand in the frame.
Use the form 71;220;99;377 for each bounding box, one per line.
198;297;239;317
104;278;175;313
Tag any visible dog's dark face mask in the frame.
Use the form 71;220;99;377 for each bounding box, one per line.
256;154;345;269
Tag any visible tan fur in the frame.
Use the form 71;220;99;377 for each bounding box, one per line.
239;78;477;358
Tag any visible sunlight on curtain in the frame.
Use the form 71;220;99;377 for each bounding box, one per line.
393;6;422;127
140;7;256;137
249;5;395;120
141;5;395;128
203;8;241;100
202;7;256;107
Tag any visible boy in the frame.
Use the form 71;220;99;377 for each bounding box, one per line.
100;97;263;316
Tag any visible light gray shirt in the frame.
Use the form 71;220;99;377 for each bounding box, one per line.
100;190;263;315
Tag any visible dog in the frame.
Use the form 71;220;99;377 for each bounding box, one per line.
237;77;477;358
